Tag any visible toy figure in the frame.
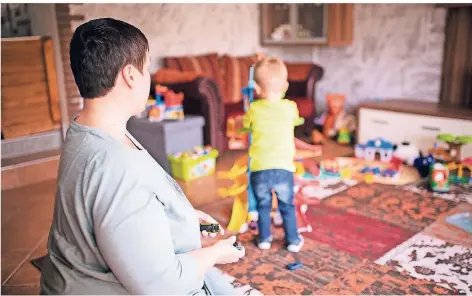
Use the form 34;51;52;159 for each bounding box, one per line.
337;127;350;144
323;94;346;137
393;142;420;166
413;154;435;178
429;163;450;192
334;112;356;139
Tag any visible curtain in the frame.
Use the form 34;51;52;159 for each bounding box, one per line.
439;7;472;109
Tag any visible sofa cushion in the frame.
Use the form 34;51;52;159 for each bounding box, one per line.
221;54;259;104
152;69;200;84
164;53;224;92
286;63;314;81
291;97;314;118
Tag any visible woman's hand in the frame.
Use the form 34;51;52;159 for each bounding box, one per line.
195;210;225;238
212;236;245;265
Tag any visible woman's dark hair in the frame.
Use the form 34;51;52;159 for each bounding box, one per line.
69;18;149;99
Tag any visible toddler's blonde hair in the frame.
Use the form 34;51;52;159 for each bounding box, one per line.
253;56;288;94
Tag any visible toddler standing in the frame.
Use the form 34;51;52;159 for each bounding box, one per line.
243;57;304;252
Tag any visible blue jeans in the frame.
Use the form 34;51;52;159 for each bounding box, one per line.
250;169;299;245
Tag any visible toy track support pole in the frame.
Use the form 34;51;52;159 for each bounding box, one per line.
242;65;257;215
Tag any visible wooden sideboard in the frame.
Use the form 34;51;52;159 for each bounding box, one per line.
357;99;472;160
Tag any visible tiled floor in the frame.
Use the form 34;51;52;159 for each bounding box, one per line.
1;139;352;294
2;181;55;294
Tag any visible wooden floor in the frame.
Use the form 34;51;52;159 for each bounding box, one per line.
1;139;353;294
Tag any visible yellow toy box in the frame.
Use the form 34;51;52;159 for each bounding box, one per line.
168;146;219;182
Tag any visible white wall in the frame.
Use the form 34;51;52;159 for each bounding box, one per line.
70;3;447;112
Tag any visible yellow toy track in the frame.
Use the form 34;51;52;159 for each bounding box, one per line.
217;155;250;233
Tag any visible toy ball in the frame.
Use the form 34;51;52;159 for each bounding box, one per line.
364;173;375;184
340;168;351;179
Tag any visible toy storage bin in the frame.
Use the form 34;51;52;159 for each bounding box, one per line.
168;148;219;182
127;115;205;174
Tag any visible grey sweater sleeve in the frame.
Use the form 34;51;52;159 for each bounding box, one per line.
90;152;201;295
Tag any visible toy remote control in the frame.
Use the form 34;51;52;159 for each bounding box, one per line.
233;241;243;250
199;223;220;233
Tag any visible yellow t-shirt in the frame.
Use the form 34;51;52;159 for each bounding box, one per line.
243;99;303;172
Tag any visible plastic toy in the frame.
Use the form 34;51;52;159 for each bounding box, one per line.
320;158;341;177
435;133;472;162
364;173;375;184
358;155;403;179
393;141;420;166
429;163;450;192
150;84;185;121
226;116;249;150
293;181;321;233
200;223;220;233
463;157;472;165
164;91;184;120
287;260;303;271
413;154;435;178
323;94;346;137
337;127;351;144
233;241;243;251
340;168;352;179
217;65;257;233
446;162;472;184
148;85;168;122
355;138;394;162
155;84;168;102
168;146;219;182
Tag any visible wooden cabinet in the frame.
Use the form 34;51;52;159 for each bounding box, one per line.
260;4;353;47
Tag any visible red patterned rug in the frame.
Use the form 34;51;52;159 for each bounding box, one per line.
206;182;465;295
316;261;457;295
304;204;415;260
322;183;458;232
